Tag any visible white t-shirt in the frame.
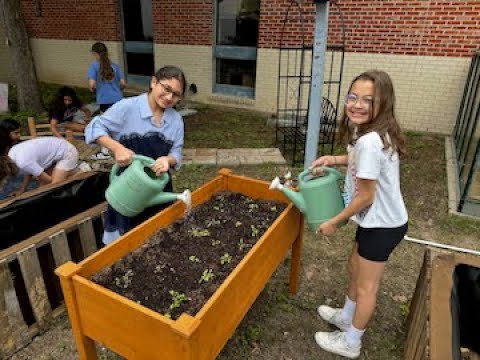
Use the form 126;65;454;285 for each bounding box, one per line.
8;137;76;177
343;131;408;228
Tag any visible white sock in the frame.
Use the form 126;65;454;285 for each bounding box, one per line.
340;296;356;323
345;324;365;347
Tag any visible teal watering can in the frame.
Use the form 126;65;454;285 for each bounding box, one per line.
270;167;345;232
105;155;191;217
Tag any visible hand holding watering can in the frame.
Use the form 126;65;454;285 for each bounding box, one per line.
106;154;191;217
269;164;345;233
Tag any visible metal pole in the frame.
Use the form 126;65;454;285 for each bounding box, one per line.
304;1;329;168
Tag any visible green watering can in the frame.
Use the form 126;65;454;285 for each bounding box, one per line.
269;167;345;232
106;155;191;217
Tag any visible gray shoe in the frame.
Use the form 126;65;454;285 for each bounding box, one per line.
317;305;350;331
314;331;361;359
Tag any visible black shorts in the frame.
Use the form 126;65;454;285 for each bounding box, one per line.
355;222;408;262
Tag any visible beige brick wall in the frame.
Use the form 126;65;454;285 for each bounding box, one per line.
2;37;470;134
341;53;469;134
258;50;470;134
154;44;212;102
0;25;15;83
29;39;124;88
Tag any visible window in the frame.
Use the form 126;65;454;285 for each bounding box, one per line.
214;0;260;97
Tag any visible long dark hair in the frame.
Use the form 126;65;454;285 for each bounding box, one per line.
0;119;19;183
0;118;20;151
338;70;406;157
151;66;187;95
91;42;114;81
49;86;82;123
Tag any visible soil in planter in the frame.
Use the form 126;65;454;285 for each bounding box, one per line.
92;191;287;320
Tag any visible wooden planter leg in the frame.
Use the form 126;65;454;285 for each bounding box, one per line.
289;215;304;294
56;262;97;360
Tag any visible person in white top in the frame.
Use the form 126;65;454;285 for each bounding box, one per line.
1;136;80;196
310;70;408;359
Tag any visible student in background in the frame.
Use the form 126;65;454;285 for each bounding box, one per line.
0;136;81;196
0;118;21;150
49;86;92;138
88;42;127;159
88;42;127;113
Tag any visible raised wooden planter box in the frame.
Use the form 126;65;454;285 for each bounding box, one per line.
404;248;480;360
56;169;304;360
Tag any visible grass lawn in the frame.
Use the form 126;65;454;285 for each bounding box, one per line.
6;92;480;360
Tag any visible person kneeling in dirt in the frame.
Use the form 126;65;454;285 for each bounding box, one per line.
0;136;83;196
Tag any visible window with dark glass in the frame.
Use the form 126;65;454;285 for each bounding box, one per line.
214;0;260;96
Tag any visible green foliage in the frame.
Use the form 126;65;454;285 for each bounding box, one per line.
190;228;210;237
168;290;191;310
220;253;232;265
198;269;215;283
114;269;134;289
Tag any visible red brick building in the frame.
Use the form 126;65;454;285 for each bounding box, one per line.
0;0;479;133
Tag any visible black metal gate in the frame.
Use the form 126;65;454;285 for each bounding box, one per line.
453;50;480;216
275;0;345;165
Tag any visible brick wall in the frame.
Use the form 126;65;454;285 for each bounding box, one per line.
153;0;213;45
259;0;480;57
20;0;121;41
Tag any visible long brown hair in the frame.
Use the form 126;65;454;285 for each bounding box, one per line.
91;42;114;81
0;156;17;186
338;70;406;157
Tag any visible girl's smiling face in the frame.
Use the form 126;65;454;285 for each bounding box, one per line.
149;77;183;110
346;79;377;126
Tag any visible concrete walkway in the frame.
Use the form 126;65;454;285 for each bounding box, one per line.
183;148;286;166
76;141;286;168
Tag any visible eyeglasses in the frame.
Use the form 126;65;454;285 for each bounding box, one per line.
345;93;373;107
158;82;183;100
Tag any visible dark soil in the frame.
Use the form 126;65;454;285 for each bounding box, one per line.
92;191;286;320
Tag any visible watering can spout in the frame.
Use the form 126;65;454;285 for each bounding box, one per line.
269;177;307;213
149;189;192;208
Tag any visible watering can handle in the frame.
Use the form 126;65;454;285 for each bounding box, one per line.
301;166;344;181
109;154;156;183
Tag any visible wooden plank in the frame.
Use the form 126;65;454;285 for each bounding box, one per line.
16;246;52;327
0;202;107;262
78;218;98;258
0;171;100;209
50;231;72;267
0;261;30;358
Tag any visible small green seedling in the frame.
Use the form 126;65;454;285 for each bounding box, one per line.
168;290;191;310
211;239;221;246
189;255;200;263
220;253;232;265
199;269;215;283
114;269;134;289
190;228;210;237
238;238;249;251
251;225;259;237
235;221;242;227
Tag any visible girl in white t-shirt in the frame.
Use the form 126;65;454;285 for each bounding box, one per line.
0;137;80;196
310;70;408;359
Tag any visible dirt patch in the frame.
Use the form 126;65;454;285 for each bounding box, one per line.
91;192;286;320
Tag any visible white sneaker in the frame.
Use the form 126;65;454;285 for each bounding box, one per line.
90;152;111;161
78;161;92;172
314;331;361;359
318;305;350;331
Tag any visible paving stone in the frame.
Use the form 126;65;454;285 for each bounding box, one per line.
192;155;217;165
239;155;264;165
261;155;287;164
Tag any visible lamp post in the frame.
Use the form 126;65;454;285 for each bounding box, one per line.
304;0;330;168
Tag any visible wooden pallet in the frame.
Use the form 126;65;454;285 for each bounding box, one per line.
0;202;107;359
